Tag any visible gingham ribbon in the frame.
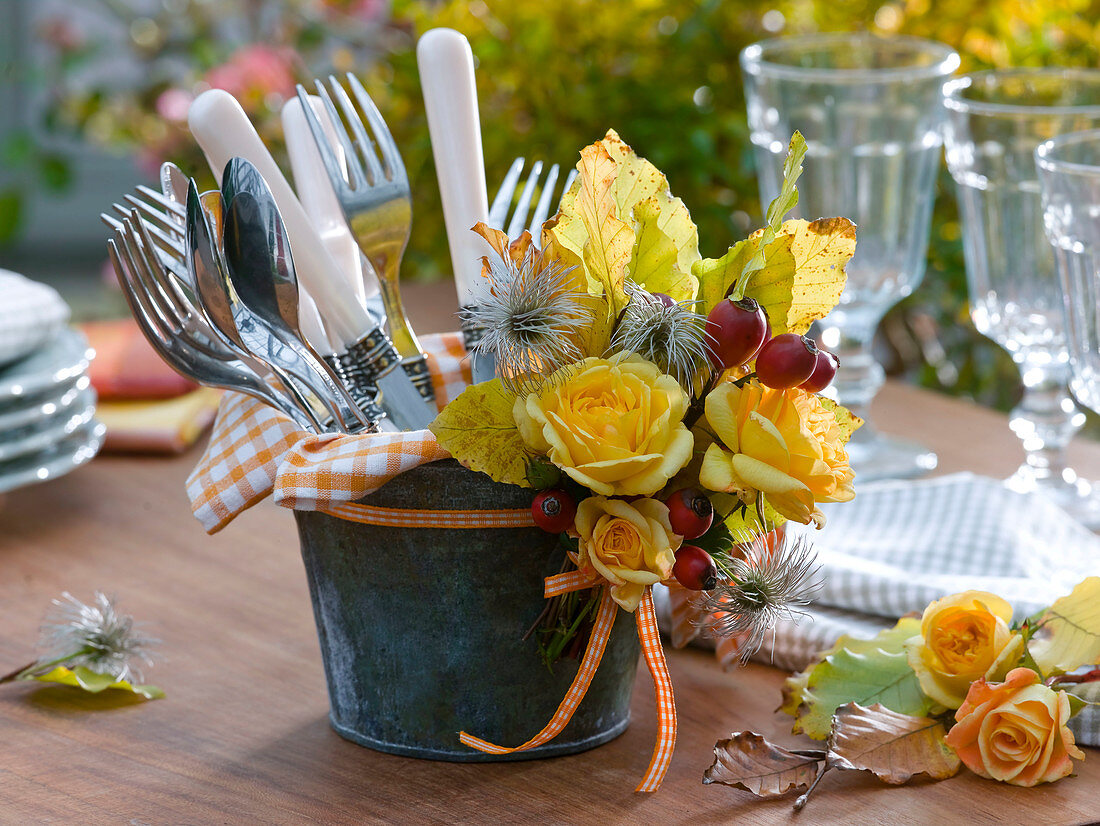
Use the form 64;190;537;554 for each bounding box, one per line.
186;333;469;533
316;501;535;529
460;580;678;793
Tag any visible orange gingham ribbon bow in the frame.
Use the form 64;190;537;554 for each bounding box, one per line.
460;572;678;793
186;333;469;533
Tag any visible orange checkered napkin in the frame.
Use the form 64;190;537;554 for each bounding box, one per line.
186;332;471;533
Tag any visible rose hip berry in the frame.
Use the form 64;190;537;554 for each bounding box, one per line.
755;333;819;389
705;297;769;369
664;488;714;539
800;349;839;393
531;488;577;533
672;545;718;591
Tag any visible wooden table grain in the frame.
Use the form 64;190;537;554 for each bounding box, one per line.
4;310;1100;824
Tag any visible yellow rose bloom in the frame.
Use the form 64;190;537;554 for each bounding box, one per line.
698;380;854;527
574;496;681;612
513;353;693;497
905;591;1025;710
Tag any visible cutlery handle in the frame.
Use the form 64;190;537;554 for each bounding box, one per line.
187;89;370;346
417;28;491;307
282;95;381;307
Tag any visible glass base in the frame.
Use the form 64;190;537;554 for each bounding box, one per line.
845;433;938;483
1005;465;1100;530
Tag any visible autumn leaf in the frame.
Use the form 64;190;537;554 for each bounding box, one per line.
31;665;164;700
740;131;808;285
628;197;698;302
745;217;854;336
785;617;936;740
549;140;634;309
828;703;960;784
429;379;532;488
1029;577;1100;676
819;397;863;444
703;731;824;797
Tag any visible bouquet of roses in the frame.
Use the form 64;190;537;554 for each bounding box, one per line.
432;129;859;666
705;577;1100;808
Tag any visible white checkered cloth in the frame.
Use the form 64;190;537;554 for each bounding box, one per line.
657;472;1100;745
0;269;70;367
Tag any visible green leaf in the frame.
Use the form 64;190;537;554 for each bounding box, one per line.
1029;577;1100;676
31;666;164;700
0;189;23;244
37;153;73;192
784;617;936;740
738;132;807;290
691;236;756;313
429;378;533;488
628;197;697;302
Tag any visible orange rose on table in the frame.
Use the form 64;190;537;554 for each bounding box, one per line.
698;380;854;527
513;353;693;497
905;591;1024;709
574;496;681;612
944;667;1085;786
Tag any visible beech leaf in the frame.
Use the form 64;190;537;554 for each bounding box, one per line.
1029;577;1100;676
785;617;935;740
31;665;164;700
828;703;960;784
703;731;823;797
429;378;532;488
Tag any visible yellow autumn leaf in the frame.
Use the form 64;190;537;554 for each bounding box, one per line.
31;665;164;699
692;234;785;315
746;217;855;336
429;378;532;488
628;197;697;302
548;140;633;311
1029;577;1100;676
818;397;863;445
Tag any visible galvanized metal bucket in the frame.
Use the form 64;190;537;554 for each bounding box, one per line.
293;459;641;761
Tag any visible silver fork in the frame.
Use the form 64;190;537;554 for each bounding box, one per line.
488;158;578;241
107;212;320;432
296;74;436;413
105;187;189;284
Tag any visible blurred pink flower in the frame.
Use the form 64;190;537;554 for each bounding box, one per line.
38;17;84;52
155;88;193;123
205;45;297;106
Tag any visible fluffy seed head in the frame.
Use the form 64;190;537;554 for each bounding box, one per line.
611;289;711;387
40;592;157;684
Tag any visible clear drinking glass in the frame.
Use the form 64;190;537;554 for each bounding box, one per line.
944;71;1100;526
741;34;959;481
1037;130;1100;476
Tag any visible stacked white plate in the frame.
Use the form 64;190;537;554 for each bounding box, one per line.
0;272;105;495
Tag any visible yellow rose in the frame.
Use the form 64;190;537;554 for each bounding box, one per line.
574;496;681;612
944;668;1085;786
905;591;1025;709
698;380;854;527
513;353;693;496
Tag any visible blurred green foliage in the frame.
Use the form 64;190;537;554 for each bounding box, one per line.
372;0;1100;412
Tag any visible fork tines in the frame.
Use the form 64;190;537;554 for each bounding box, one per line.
488;158;578;241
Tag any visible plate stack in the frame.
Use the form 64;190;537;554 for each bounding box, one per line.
0;270;105;495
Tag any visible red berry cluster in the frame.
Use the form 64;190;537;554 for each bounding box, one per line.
705;297;838;392
529;485;722;593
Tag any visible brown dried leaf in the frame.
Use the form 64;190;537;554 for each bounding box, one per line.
827;703;961;785
665;580;708;649
703;732;823;798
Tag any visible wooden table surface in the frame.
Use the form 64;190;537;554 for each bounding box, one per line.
4;292;1100;824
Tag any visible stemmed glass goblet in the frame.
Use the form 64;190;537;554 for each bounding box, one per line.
944;70;1100;526
740;33;959;481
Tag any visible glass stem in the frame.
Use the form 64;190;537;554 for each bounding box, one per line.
820;323;884;445
1009;364;1084;487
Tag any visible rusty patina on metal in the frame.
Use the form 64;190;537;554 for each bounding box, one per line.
294;459;640;761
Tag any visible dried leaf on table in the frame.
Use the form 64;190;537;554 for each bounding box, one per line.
31;665;164;700
703;731;824;797
784;617;935;740
828;703;960;784
1028;576;1100;676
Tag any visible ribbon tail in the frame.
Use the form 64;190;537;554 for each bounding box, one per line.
635;588;677;793
543;568;595;598
459;587;617;754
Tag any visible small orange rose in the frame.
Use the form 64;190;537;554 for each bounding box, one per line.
944;667;1085;786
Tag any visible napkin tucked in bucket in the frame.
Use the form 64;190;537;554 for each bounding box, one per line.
656;472;1100;744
